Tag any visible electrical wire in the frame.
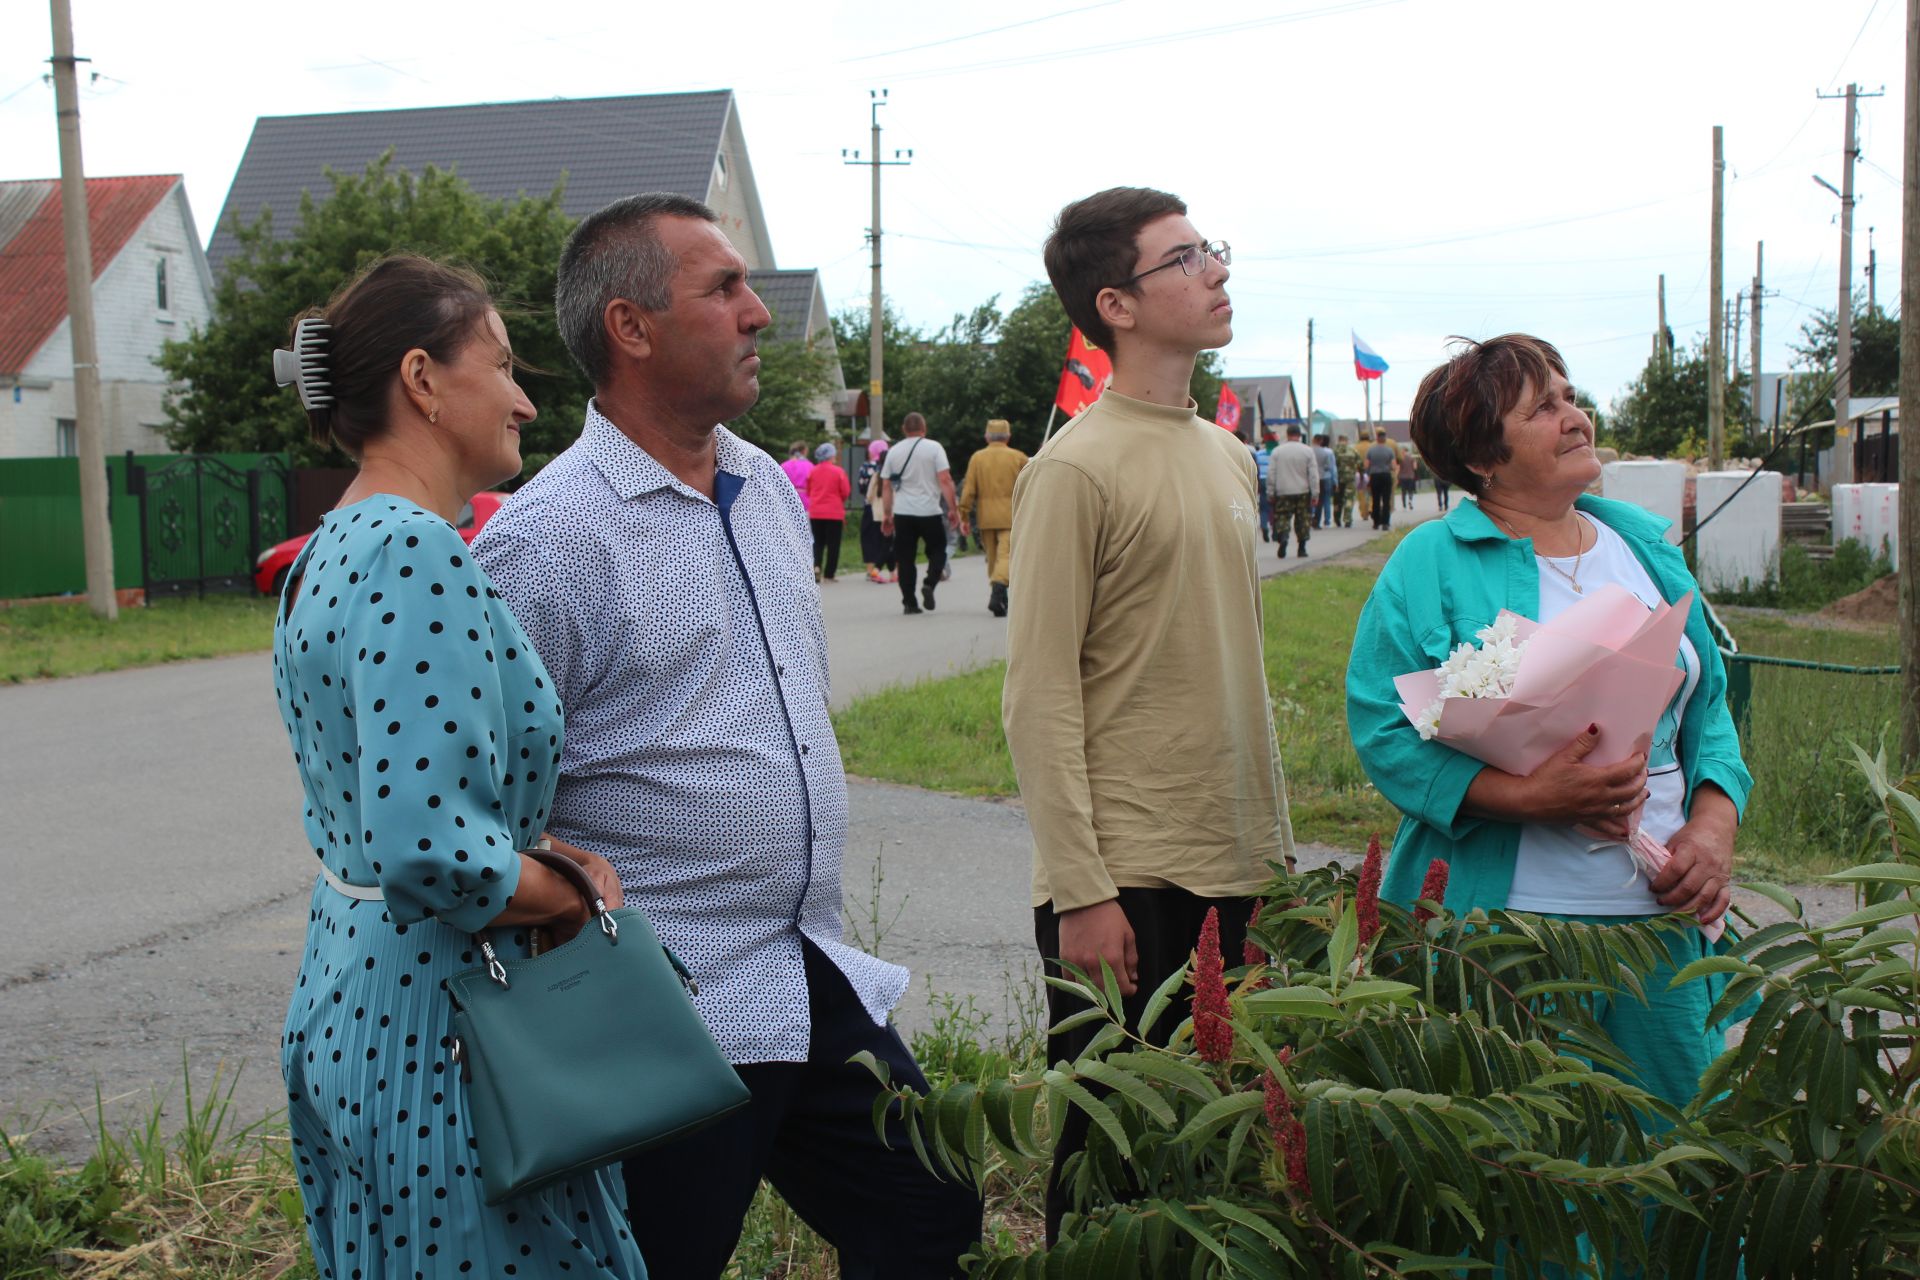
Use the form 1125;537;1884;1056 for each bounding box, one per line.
839;1;1124;64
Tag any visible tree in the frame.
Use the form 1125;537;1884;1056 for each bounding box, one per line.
163;155;835;475
728;308;841;455
1788;292;1902;423
899;299;1010;478
160;154;583;470
1607;337;1751;458
832;300;926;434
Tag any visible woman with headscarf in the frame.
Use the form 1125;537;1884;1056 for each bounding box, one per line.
858;438;896;583
805;440;851;582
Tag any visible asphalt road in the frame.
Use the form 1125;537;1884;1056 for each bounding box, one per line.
0;490;1446;1150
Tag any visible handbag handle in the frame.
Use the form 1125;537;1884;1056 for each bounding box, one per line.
475;845;620;988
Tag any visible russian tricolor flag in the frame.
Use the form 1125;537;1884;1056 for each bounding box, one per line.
1352;332;1389;381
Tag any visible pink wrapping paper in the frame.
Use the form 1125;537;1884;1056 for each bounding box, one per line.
1395;586;1722;939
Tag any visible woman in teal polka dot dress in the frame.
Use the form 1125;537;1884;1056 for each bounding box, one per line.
270;256;647;1278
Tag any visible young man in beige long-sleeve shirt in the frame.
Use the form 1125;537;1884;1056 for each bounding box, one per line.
1003;187;1293;1244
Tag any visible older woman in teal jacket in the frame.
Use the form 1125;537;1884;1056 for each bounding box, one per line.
1345;334;1753;1109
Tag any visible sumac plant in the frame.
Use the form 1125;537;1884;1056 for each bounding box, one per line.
861;748;1920;1277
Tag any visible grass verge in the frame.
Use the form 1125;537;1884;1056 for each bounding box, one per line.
834;534;1902;877
0;595;277;684
834;534;1411;850
1716;605;1904;877
1;1061;308;1280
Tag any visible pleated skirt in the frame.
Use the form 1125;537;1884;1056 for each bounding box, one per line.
282;879;648;1279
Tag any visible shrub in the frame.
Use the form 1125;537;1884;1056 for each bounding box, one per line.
867;749;1920;1277
1712;539;1894;611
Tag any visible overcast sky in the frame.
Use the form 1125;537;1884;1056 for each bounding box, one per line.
1;0;1907;419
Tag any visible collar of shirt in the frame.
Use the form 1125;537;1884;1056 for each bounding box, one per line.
581;399;757;502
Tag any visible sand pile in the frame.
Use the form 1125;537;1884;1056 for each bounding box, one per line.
1819;575;1903;627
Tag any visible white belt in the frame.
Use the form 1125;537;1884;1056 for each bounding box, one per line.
318;863;385;902
316;838;549;903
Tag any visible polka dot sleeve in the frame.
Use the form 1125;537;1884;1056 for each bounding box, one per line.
341;517;523;932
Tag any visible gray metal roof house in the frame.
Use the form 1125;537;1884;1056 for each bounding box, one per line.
207;89;839;421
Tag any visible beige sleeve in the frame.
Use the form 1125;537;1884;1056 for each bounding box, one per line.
1002;458;1113;912
958;462;979;513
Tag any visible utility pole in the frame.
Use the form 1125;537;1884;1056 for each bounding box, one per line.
1305;318;1314;426
1899;0;1918;770
842;89;910;444
1752;242;1764;437
1866;226;1878;315
1655;274;1669;369
1708;125;1726;471
1819;82;1884;485
47;0;115;620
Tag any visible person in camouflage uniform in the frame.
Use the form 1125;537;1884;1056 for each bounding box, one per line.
1333;436;1360;527
1264;425;1318;558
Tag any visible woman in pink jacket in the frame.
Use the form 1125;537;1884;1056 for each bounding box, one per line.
805;441;852;582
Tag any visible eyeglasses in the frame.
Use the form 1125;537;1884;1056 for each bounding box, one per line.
1116;240;1231;288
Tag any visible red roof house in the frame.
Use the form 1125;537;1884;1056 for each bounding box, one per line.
0;174;211;457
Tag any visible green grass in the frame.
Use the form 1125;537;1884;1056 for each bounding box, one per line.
835;534;1409;850
0;594;276;683
0;1059;310;1280
835;534;1905;876
1717;607;1904;877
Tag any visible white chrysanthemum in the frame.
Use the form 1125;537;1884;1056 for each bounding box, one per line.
1475;614;1519;647
1414;699;1444;740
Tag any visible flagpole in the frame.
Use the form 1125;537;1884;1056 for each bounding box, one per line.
1042;402;1060;445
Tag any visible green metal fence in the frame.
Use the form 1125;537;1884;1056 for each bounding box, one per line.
0;452;289;600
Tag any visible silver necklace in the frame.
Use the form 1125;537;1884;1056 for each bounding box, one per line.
1491;510;1588;594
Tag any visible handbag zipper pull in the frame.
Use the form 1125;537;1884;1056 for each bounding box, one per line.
663;946;699;996
479;936;509;987
450;1035;471;1082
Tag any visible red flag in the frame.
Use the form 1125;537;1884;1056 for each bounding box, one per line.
1054;327;1113;416
1214;384;1242;431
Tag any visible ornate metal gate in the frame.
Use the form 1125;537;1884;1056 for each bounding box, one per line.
125;454;291;597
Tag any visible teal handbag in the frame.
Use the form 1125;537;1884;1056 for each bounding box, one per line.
446;848;751;1205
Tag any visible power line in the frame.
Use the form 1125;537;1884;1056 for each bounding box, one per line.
838;1;1123;64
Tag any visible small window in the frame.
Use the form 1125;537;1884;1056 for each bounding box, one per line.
712;152;729;193
155;256;170;316
56;418;77;457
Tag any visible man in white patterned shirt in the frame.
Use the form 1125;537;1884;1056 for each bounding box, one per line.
474;194;979;1279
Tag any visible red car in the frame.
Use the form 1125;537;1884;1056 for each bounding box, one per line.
254;492;510;596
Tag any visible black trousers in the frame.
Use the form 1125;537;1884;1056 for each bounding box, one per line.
1369;473;1395;528
810;517;843;579
891;513;947;605
1034;888;1256;1246
623;940;981;1279
859;507;893;569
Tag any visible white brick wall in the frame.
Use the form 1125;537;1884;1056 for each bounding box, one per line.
8;183;210;458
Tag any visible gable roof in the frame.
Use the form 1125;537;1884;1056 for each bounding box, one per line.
0;174;179;375
1230;374;1302;425
747;269;821;342
207;90;737;275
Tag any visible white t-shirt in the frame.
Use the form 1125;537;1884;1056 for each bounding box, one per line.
886;436;951;518
1505;516;1701;916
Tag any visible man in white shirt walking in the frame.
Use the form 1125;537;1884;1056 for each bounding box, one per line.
879;411;963;615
